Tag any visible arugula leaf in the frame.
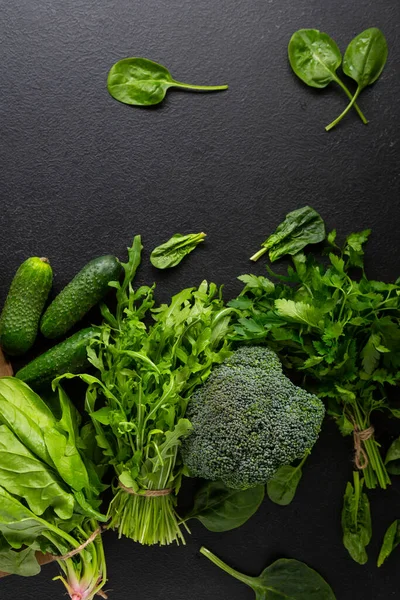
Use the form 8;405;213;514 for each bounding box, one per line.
251;206;325;262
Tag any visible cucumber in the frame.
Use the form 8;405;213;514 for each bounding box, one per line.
41;255;122;339
0;257;53;356
15;327;98;387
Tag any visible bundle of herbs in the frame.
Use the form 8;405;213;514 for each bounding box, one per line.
231;208;399;491
58;236;233;546
0;377;107;600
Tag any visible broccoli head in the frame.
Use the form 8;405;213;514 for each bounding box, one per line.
182;345;325;489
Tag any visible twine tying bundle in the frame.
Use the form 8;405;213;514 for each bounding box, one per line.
353;424;375;469
119;481;172;497
52;527;102;562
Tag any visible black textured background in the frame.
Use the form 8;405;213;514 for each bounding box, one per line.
0;0;400;598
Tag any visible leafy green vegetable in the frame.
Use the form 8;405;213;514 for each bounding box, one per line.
377;520;400;566
200;546;336;599
231;210;400;491
288;29;368;126
184;480;264;532
341;472;372;564
58;236;233;546
150;232;206;269
385;437;400;475
326;28;388;130
267;452;309;506
250;206;325;262
107;58;228;106
0;378;107;599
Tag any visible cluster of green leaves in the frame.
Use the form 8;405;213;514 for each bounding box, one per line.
59;236;233;545
341;472;372;564
0;378;106;599
230;226;400;491
150;232;206;269
107;58;228;107
288;28;388;130
200;546;336;599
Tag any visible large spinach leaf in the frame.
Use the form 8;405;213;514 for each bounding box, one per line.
250;206;325;262
201;547;336;599
108;58;228;106
185;480;264;532
0;546;40;577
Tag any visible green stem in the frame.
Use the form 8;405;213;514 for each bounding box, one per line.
200;547;255;589
172;81;228;91
250;247;267;262
334;77;368;124
325;86;362;131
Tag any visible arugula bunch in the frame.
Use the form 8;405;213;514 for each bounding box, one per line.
60;236;233;545
230;227;400;491
0;378;107;600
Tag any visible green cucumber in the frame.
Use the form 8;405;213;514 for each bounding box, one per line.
0;257;53;356
41;255;122;339
15;327;97;387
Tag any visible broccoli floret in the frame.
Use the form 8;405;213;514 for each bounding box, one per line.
182;345;325;489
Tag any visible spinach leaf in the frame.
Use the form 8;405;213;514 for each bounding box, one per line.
0;485;48;548
267;452;308;506
185;480;264;532
0;425;74;520
0;546;40;576
341;472;371;564
377;520;400;566
326;28;388;131
250;206;325;262
107;58;228;106
201;547;336;599
150;232;206;269
385;437;400;475
288;29;367;125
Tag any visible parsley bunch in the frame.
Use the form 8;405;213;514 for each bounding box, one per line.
230;228;400;490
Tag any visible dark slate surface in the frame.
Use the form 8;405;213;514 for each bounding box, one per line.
0;0;399;598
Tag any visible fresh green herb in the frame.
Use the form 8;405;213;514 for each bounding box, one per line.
267;452;309;506
250;206;325;262
182;346;324;489
377;520;400;566
57;236;233;546
326;28;388;131
341;472;372;564
288;29;368;126
200;546;336;599
230;211;400;491
150;233;206;269
183;480;264;532
385;437;400;474
0;378;107;598
107;58;228;106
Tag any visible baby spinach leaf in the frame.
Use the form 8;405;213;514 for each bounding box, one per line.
0;546;40;576
267;453;308;506
0;425;74;520
185;480;264;532
107;58;228;106
377;520;400;566
385;437;400;475
150;232;206;269
201;547;336;599
341;472;371;564
326;28;388;130
288;29;367;125
250;206;325;262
